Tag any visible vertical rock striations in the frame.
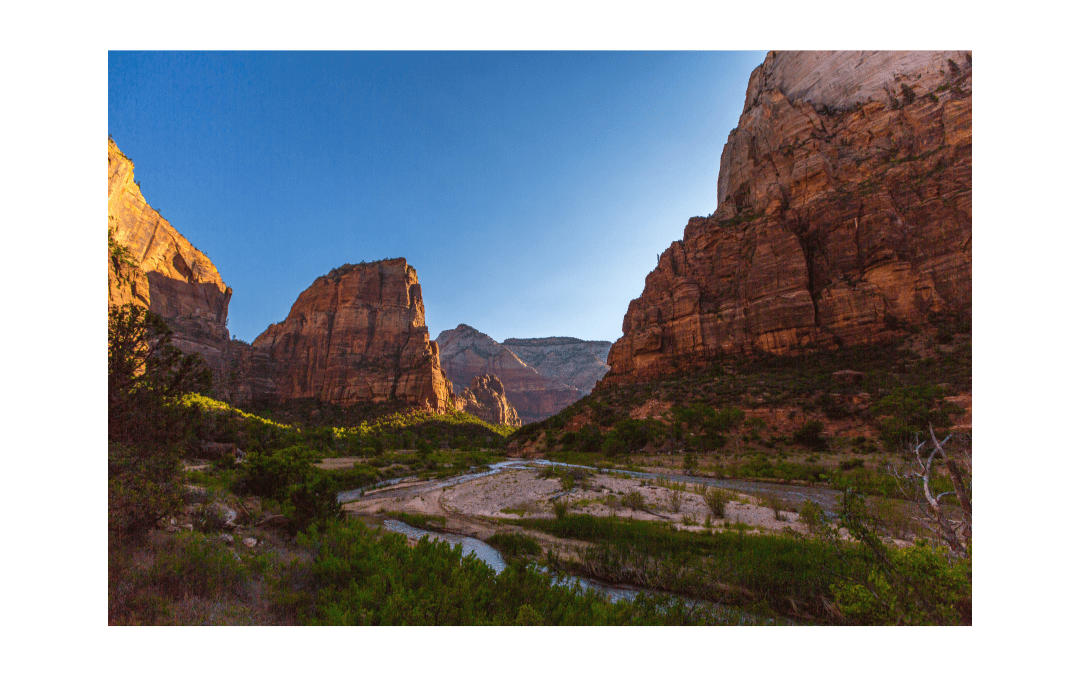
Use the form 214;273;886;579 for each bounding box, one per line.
108;138;236;396
607;50;972;385
251;260;453;412
453;374;522;427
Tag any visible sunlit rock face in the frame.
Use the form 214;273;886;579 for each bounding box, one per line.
108;138;237;399
436;325;611;424
251;260;452;412
606;50;971;385
453;374;522;427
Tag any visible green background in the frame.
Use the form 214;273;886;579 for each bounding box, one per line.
8;0;1071;669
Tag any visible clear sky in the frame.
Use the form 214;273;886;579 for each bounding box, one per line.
108;51;767;344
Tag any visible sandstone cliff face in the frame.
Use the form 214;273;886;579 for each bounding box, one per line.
453;374;522;427
251;260;452;412
435;324;575;424
607;51;972;384
108;139;237;397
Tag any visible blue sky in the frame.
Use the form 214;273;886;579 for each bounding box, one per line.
108;51;767;343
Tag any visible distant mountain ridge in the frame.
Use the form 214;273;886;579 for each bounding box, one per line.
436;325;611;424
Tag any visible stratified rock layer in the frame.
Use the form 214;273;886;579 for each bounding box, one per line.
108;139;236;397
251;260;452;412
435;325;610;424
607;51;972;385
453;375;522;427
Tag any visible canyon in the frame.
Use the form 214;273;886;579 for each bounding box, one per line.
606;50;972;385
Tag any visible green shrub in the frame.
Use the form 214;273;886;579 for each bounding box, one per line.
833;541;971;625
793;420;827;451
872;385;962;450
798;500;827;534
108;441;184;539
235;445;317;500
704;489;727;518
620;491;646;511
552;498;569;519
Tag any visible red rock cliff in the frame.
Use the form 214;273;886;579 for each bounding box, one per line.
107;138;235;393
607;51;972;384
252;260;452;411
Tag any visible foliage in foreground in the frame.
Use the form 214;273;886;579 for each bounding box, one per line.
270;519;719;625
109;304;211;540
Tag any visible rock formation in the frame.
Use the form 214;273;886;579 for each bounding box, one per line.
607;51;972;385
435;325;611;424
453;374;521;427
251;260;452;412
108;138;236;397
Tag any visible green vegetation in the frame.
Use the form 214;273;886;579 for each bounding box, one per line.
703;488;728;517
109;304;211;540
109;300;970;625
271;520;719;625
518;513;856;619
485;532;542;559
872;385;963;450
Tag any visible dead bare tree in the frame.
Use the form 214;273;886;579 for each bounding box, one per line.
888;426;971;557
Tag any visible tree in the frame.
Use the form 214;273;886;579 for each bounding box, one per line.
108;303;211;540
830;425;972;624
886;426;972;558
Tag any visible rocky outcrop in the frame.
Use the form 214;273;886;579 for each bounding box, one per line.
251;260;452;411
502;337;611;394
453;374;521;427
108;138;238;398
435;325;608;424
607;51;972;385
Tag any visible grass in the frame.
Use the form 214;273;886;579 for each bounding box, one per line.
485;532;542;559
518;513;861;619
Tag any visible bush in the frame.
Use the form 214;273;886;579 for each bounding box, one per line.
833;541;971;625
602;419;663;456
552;498;569;519
793;420;827;451
798;500;827;534
872;386;961;450
108;304;211;540
235;446;317;500
286;473;343;533
620;491;646;511
704;489;727;518
108;442;184;539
